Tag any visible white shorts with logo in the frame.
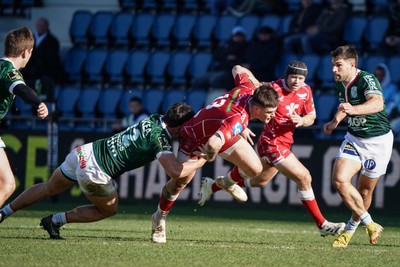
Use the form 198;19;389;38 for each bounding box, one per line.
337;131;393;178
61;143;116;197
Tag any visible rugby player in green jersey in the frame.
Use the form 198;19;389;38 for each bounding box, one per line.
323;45;393;248
0;28;49;210
0;103;206;239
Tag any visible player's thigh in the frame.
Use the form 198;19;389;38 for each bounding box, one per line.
275;153;310;183
226;138;262;176
46;167;76;194
252;159;278;186
0;148;15;184
332;157;361;184
85;192;119;214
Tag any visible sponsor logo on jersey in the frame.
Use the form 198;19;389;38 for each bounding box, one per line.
297;93;307;100
8;70;22;81
351;86;358;98
158;136;172;150
76;146;87;169
232;122;243;135
364;159;376;170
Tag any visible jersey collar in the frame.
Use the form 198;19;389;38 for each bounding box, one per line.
160;117;172;139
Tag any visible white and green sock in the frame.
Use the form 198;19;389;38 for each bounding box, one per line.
52;212;67;226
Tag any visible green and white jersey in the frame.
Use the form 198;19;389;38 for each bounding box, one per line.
93;114;174;178
335;70;391;138
0;58;25;120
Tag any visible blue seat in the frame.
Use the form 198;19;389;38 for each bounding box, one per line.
83;48;108;85
15;97;33;116
284;0;301;12
151;13;175;48
172;14;197;48
387;56;400;84
119;89;144;116
188;52;212;81
343;16;368;50
316;55;335;89
162;89;186;113
193;14;217;48
98;87;123;119
143;88;165;114
104;49;129;84
167;51;192;86
89;11;113;47
238;15;260;40
109;11;133;47
186;89;207;112
300;54;320;85
146;51;170;85
119;0;137;10
279;14;292;36
69;10;92;46
63;47;87;83
274;53;297;79
365;16;389;51
56;85;81;131
314;92;339;139
75;87;101;131
130;13;154;47
259;14;281;32
214;15;238;44
363;55;387;73
125;50;150;86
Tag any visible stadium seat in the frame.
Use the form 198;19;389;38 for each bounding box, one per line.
188;52;212;83
109;11;134;47
279;14;293;36
387;56;400;84
314;92;338;126
186;89;207;112
167;51;192;87
259;14;281;32
143;88;165;114
316;55;335;90
161;89;186;113
300;54;320;86
151;13;175;48
130;13;154;47
63;47;87;84
125;50;150;86
146;51;170;85
75;87;102;131
69;10;92;47
213;15;238;44
88;11;113;47
363;55;387;73
83;48;108;85
205;89;225;105
274;53;297;79
104;49;129;84
56;85;81;131
171;13;197;49
342;16;368;50
193;14;217;49
238;15;260;40
364;16;389;51
98;87;123;119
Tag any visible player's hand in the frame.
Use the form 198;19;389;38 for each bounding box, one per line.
323;121;337;134
193;144;208;160
290;111;304;128
37;102;48;119
240;128;255;145
338;103;356;115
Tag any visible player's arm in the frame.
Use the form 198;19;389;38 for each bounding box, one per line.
232;65;262;87
158;153;206;179
338;94;384;115
203;133;224;162
323;109;347;134
12;84;49;119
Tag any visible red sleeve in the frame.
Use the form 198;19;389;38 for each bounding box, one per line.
234;72;256;94
217;115;245;144
303;86;316;115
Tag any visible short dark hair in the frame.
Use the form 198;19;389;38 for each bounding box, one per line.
129;96;142;104
163;102;195;128
251;83;279;109
330;44;359;66
4;27;34;57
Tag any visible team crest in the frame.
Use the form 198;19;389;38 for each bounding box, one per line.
232;122;243;135
351;86;358;98
363;159;376;170
158;136;172;150
297;93;307;100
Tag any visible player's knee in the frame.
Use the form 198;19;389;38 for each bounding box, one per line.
0;178;16;197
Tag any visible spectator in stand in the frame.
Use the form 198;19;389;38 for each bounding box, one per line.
210;0;242;15
192;26;248;91
282;0;323;55
382;0;400;55
242;26;280;82
373;63;398;117
20;17;62;101
284;0;349;55
112;97;148;132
